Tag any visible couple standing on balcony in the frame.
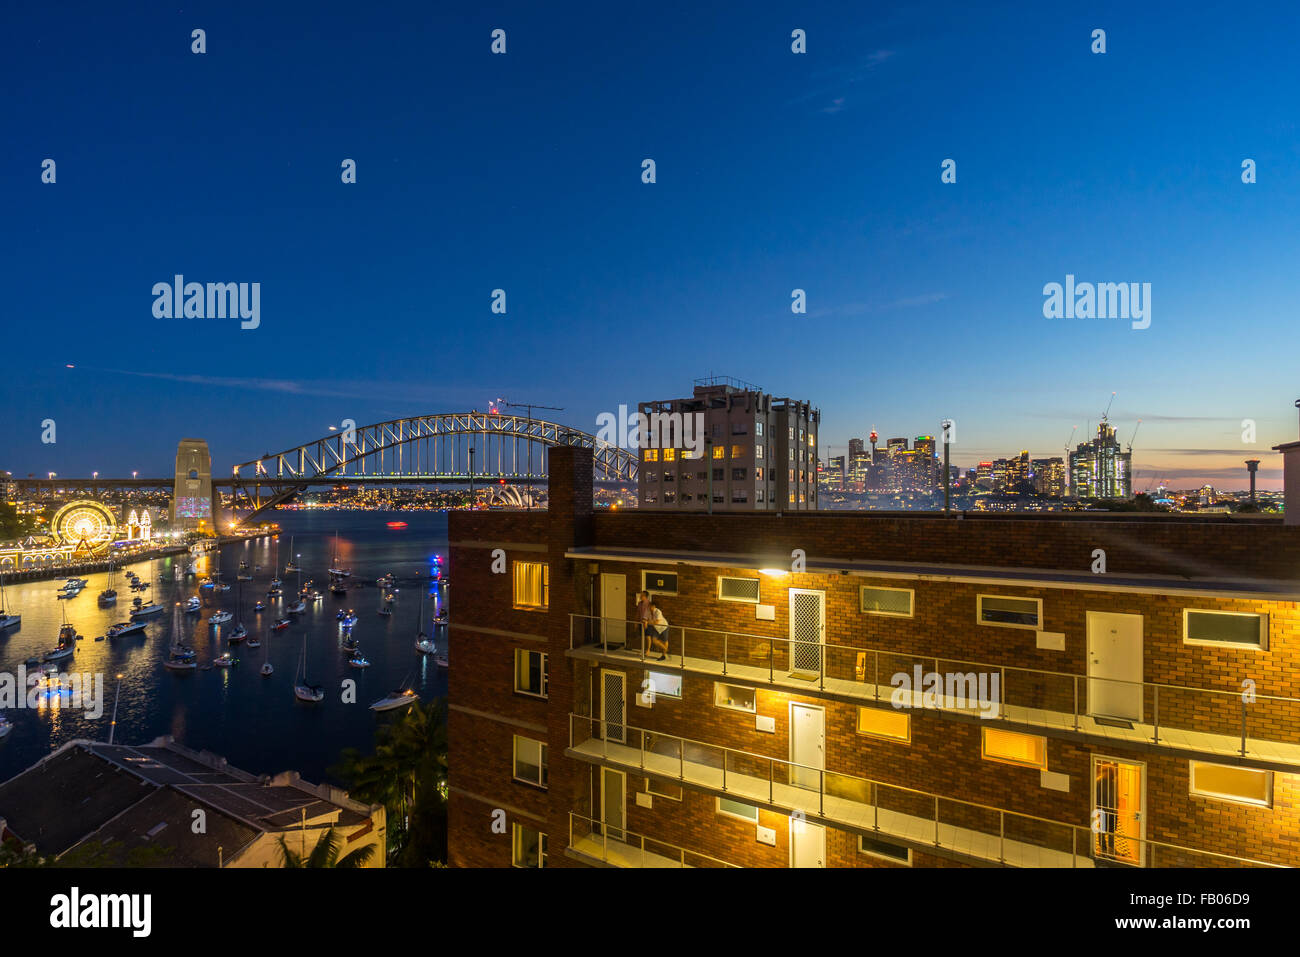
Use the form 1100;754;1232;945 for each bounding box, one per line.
636;590;670;660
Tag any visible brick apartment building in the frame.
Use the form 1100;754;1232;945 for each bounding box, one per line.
447;446;1300;868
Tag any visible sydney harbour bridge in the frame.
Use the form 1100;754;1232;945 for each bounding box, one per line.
10;411;640;528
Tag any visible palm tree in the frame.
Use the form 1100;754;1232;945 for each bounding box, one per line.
277;827;375;868
332;698;448;865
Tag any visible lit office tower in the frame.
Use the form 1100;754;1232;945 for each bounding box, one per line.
637;377;820;511
914;436;937;491
975;461;994;490
1033;458;1067;497
826;455;846;490
1006;451;1031;492
848;438;865;460
1069;423;1133;499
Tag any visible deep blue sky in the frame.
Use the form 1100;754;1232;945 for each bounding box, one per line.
3;0;1298;488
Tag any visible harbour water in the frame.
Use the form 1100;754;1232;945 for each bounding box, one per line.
0;510;450;785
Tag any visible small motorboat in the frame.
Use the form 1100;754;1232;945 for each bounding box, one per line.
106;621;147;639
415;634;435;655
184;597;202;613
209;610;233;626
270;577;283;590
434;613;449;626
261;662;274;677
199;578;214;590
214;653;237;667
343;635;359;651
331;582;348;596
0;714;12;738
348;654;370;669
246;634;261;648
266;586;282;597
229;624;248;642
369;688;418;712
286;600;306;614
272;618;291;631
130;602;165;619
378;605;393;617
433;652;449;669
254;600;266;612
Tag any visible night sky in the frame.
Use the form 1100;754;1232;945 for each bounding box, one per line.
4;0;1299;488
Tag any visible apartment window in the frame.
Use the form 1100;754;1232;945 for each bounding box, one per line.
981;728;1047;769
645;669;682;699
512;735;549;787
731;490;748;503
789;469;795;481
754;467;764;481
644;493;658;504
860;585;913;617
712;467;724;481
1189;761;1273;807
755;422;764;436
717;576;761;603
717;797;759;822
1183;610;1268;650
788;493;795;504
514;649;548;698
713;493;725;503
663;448;676;461
663;470;676;482
696;471;707;481
512;561;549;610
646;471;658;482
731;468;746;481
644;449;659;462
712;446;724;459
731;445;745;458
663;491;676;503
756;489;764;502
858;834;912;865
731;422;748;435
511;823;548;867
789;427;794;440
714;682;757;712
755;444;764;460
648;779;683;801
857;706;911;743
642;570;678;595
977;595;1041;629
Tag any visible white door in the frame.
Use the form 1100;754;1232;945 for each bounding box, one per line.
789;589;826;676
601;573;627;646
1087;612;1143;721
790;703;825;790
790;816;825;868
601;767;627;842
602;669;627;744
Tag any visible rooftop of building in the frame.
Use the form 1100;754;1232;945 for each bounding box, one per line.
0;736;374;865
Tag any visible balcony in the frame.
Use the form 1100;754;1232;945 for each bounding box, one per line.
566;812;740;868
569;614;1300;771
567;713;1285;868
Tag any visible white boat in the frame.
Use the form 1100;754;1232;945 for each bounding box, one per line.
0;573;19;630
286;600;306;614
184;597;202;613
414;590;434;653
433;652;449;669
260;633;273;675
369;688;418;712
285;538;299;573
209;610;233;625
246;633;260;648
130;602;165;619
43;618;78;662
106;621;147;639
214;653;237;667
229;624;248;642
164;604;198;671
294;635;324;702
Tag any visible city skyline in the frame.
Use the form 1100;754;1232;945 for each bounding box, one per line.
4;3;1299;488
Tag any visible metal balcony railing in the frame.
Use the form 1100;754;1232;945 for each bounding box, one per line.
566;712;1287;869
567;811;741;868
569;614;1300;767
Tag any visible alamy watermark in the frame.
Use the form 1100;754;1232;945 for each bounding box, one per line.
1;667;105;718
595;405;705;458
1043;274;1150;330
891;665;1000;718
152;275;260;330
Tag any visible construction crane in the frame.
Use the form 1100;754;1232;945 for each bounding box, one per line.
1102;391;1117;422
1127;420;1141;453
501;398;565;510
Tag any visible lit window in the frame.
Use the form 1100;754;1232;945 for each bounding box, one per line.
512;735;548;787
712;446;724;460
857;706;910;742
511;823;548;867
663;448;677;462
755;444;764;459
1183;610;1268;650
644;449;659;462
512;562;548;609
717;797;758;822
714;682;757;712
982;728;1046;769
1189;761;1272;807
755;422;764;436
861;586;913;617
644;670;682;699
514;649;548;698
731;445;745;458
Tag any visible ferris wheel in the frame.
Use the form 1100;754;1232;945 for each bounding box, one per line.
51;500;118;553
